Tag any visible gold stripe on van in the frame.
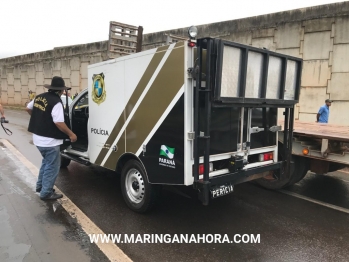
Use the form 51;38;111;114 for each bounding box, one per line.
94;45;169;166
103;42;185;170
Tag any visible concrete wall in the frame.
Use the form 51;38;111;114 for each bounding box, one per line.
0;42;108;106
1;2;349;125
142;2;349;125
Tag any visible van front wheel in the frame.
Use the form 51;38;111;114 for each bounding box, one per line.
121;160;157;213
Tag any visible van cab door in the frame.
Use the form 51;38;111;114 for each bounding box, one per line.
69;90;89;153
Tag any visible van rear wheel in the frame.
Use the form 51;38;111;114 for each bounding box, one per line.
121;160;157;213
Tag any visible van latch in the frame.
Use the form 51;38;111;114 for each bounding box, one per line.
188;132;195;140
250;127;264;133
269;125;282;132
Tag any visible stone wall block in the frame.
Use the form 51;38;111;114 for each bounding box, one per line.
61;60;71;78
21;86;29;97
70;57;81;71
327;73;349;100
298;87;328;113
334;17;349;44
52;60;62;71
90;56;103;65
28;79;36;93
7;86;15;97
329;51;333;66
329;101;349;124
63;78;71;88
1;79;8;91
70;71;80;87
303;17;334;32
0;92;8;104
52;70;61;77
14;92;21;105
43;62;52;79
275;22;302;48
80;63;89;79
276;48;301;58
35;62;43;72
303;31;331;60
298;113;317;122
301;60;331;86
332;44;349;72
43;79;51;86
0;67;6;79
35;72;44;86
252;28;275;39
13;66;21;79
7;73;14;85
34;86;45;95
7;98;14;105
20;65;28;72
80;55;91;63
21;72;29;86
28;65;36;79
14;79;21;92
81;78;88;90
251;37;276;51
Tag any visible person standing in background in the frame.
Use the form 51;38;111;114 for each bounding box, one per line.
316;99;332;123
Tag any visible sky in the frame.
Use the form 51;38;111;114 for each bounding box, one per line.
0;0;345;59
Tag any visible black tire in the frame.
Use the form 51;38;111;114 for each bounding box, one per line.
255;170;291;190
60;155;71;168
121;160;158;213
285;156;310;186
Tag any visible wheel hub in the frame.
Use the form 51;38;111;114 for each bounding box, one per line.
132;181;139;190
125;168;145;204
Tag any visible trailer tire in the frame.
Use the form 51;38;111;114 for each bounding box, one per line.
255;170;291;190
285;156;309;186
60;155;71;168
121;160;157;213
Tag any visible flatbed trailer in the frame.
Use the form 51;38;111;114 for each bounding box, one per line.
278;120;349;183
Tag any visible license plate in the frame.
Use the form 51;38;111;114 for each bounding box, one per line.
211;185;234;199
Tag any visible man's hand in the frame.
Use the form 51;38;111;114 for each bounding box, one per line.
55;122;77;142
69;133;77;143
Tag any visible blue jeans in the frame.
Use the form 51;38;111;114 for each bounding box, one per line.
36;146;61;198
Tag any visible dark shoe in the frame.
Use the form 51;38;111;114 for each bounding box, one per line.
36;188;55;193
40;192;63;201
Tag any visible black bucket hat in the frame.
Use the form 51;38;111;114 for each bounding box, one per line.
44;76;69;90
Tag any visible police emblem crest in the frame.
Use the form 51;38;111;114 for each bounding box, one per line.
92;73;106;105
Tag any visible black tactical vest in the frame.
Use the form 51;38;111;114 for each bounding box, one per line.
28;92;68;139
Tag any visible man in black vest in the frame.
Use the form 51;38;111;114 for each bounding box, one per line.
26;76;77;200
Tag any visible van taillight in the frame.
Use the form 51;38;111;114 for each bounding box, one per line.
259;152;273;162
198;163;213;175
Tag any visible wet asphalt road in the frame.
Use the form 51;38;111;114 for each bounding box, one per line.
2;108;349;261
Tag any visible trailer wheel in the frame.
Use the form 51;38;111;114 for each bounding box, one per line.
121;160;157;213
285;156;310;186
255;169;291;189
60;155;71;168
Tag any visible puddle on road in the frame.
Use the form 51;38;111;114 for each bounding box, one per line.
40;200;109;262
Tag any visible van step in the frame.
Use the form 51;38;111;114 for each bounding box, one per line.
61;152;91;166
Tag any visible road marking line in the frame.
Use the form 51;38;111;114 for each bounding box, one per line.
0;139;132;262
279;189;349;215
